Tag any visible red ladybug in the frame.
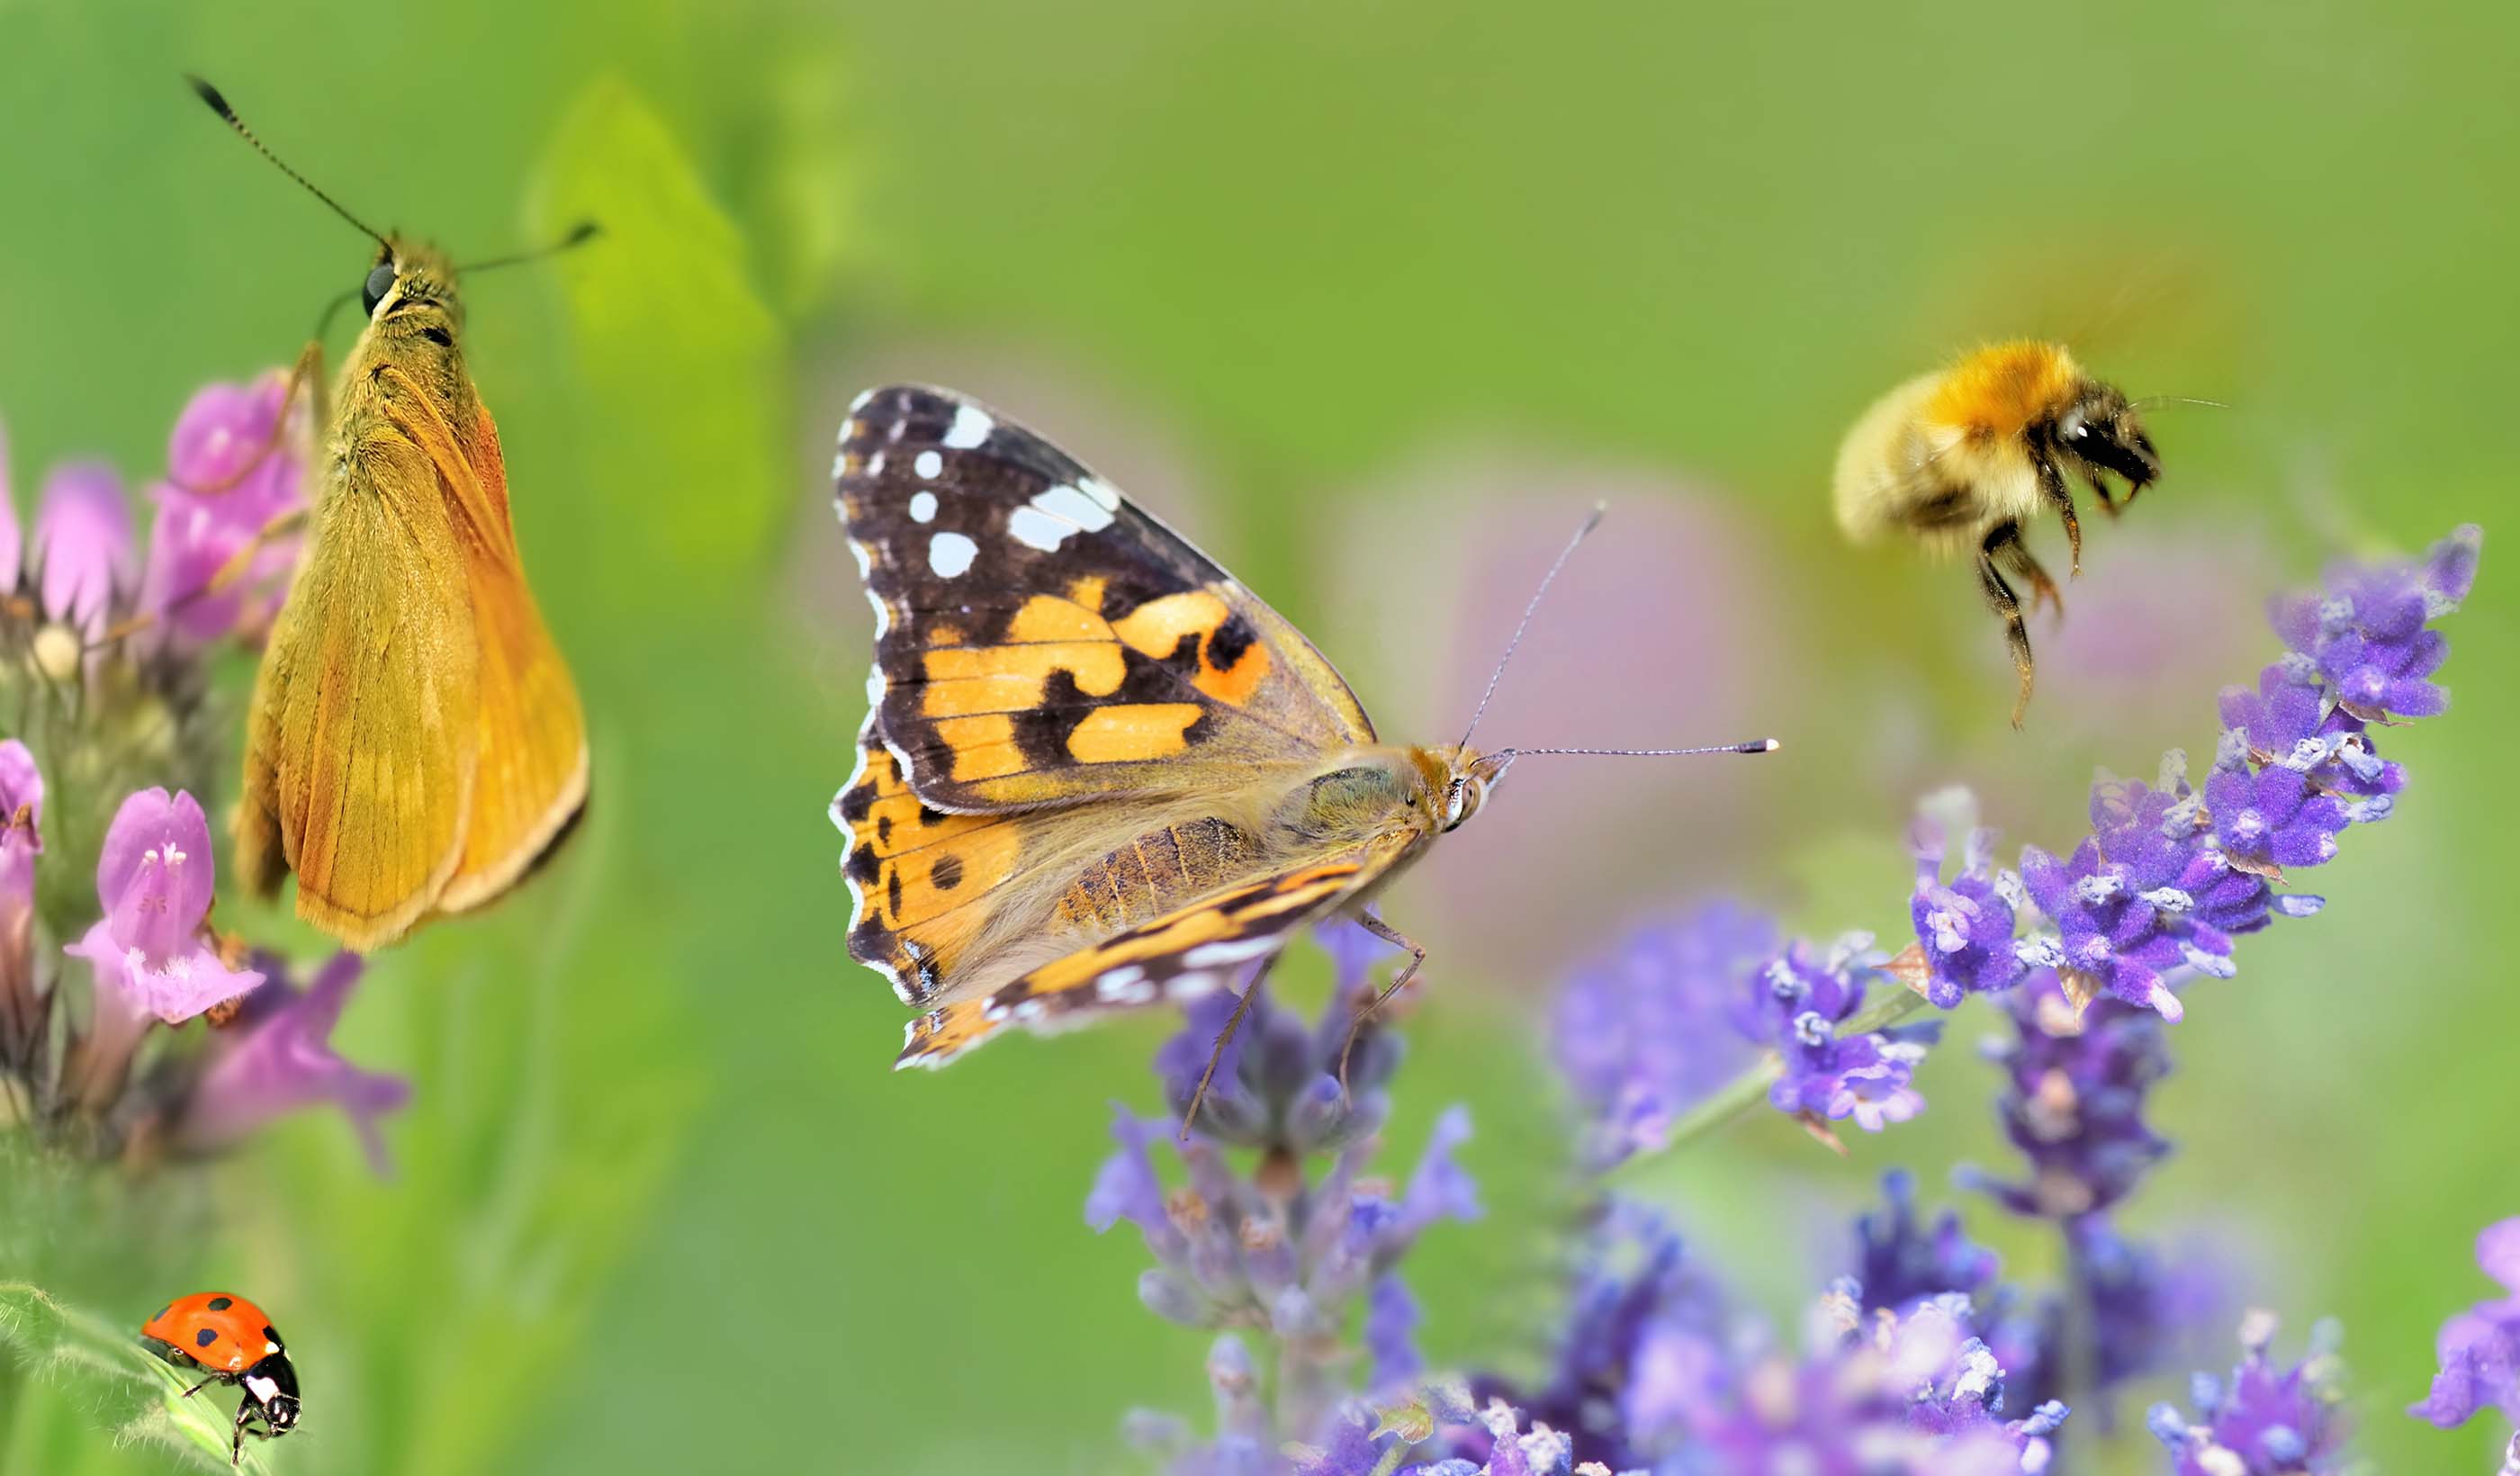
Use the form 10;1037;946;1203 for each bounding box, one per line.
139;1292;301;1466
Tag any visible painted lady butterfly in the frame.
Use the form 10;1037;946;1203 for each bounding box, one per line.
832;385;1768;1067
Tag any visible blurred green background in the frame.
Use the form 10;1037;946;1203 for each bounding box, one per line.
2;0;2514;1471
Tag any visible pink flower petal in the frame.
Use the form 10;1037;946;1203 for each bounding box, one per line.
32;461;133;633
94;788;215;962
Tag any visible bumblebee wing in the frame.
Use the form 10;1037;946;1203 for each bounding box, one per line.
379;379;590;915
236;422;477;950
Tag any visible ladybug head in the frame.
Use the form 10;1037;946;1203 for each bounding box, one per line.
241;1353;301;1435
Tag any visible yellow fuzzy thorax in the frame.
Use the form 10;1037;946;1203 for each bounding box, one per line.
1922;341;2083;442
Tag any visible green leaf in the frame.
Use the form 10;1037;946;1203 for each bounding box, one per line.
0;1282;274;1474
522;76;788;613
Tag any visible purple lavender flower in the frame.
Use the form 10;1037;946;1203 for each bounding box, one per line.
2410;1216;2520;1434
1758;937;1934;1132
2066;1215;2229;1407
60;788;261;1026
175;952;410;1174
1551;902;1771;1166
1153;922;1400;1153
1967;975;2171;1220
1856;1168;2002;1313
2148;1313;2347;1474
29;462;134;636
1906;789;2030;1007
2203;744;2346;877
139;373;308;646
2271;525;2479;720
2019;760;2235;1022
2218;663;2403;803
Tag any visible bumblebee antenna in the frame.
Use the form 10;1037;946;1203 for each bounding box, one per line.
2128;393;2228;412
185;76;389;250
457;220;603;275
1458;502;1604;751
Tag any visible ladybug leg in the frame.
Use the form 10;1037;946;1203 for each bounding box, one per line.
181;1376;217;1398
231;1400;253;1466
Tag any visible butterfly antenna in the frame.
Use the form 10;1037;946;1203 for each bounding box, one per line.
1457;502;1605;751
457;220;604;275
185;76;389;249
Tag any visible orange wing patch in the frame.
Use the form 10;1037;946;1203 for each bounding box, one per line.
834;728;1029;1004
897;858;1372;1067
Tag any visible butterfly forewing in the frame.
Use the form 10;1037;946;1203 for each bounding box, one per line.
835;385;1373;812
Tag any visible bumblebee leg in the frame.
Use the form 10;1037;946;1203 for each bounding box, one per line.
1180;953;1279;1139
1978;522;2036;728
1338;910;1428;1090
2084;470;2123;518
1987;520;2065;623
2030;449;2083;575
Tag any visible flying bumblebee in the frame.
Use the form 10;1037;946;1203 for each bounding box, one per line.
1832;340;2162;725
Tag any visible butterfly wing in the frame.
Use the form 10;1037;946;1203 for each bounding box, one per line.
389;382;590;914
234;421;478;950
836;384;1374;813
896;842;1400;1066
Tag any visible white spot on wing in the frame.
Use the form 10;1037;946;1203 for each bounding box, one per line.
867;450;886;477
849;387;877;414
1079;475;1122;512
915;449;944;480
943;404;994;449
1008;506;1072;552
928;531;978;577
909;490;938;523
1184;937;1278;968
1033;482;1117;532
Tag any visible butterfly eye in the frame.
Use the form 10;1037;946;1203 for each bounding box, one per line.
1441;779;1470;832
360;262;397;316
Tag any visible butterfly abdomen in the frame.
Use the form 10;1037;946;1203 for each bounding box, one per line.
1056;817;1258;932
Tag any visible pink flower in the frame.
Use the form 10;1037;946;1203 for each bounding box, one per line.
0;418;20;580
179;952;410;1175
0;739;40;907
139;373;307;644
62;788;260;1026
32;462;134;635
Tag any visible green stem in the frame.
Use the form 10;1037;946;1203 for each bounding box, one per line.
1608;990;1936;1173
1369;1440;1413;1476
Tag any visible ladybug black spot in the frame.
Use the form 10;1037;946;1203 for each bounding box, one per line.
155;1304;172;1322
206;1297;233;1312
195;1328;220;1349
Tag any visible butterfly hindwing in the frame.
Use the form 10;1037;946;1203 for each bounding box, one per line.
836;385;1373;812
896;851;1388;1066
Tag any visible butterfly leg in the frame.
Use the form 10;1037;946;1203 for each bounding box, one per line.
1337;909;1427;1091
1180;953;1283;1139
94;507;311;648
1977;522;2037;730
169;339;327;498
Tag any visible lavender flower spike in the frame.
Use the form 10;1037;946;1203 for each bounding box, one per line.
2272;524;2480;720
2410;1216;2520;1433
1905;788;2030;1007
2147;1312;2348;1475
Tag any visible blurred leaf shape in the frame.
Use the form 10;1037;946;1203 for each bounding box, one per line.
261;749;702;1474
0;1282;274;1473
524;76;788;612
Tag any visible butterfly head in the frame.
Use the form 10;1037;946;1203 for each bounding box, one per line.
1425;745;1500;834
362;238;464;332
